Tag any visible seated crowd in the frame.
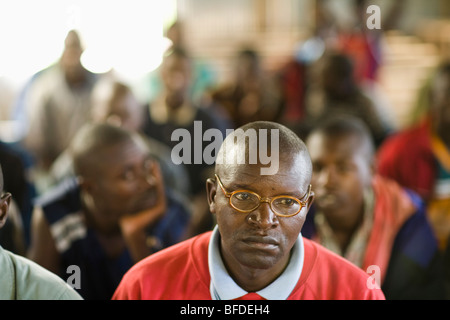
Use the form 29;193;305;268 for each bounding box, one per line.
1;25;450;300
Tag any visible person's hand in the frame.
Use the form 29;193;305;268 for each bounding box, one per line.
119;161;167;261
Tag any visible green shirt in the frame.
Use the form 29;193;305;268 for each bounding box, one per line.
0;246;82;300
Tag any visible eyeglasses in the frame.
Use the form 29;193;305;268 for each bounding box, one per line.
119;156;156;184
215;174;312;218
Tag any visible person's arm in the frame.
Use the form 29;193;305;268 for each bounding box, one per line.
119;162;167;262
382;196;447;299
27;206;61;275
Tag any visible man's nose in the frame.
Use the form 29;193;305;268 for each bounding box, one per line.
168;72;186;91
246;201;279;230
317;166;338;189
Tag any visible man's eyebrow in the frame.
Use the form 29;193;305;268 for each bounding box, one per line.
226;181;305;198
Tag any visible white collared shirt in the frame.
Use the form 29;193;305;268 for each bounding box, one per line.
208;225;304;300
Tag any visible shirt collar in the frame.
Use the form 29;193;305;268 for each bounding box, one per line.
314;188;374;267
208;225;304;300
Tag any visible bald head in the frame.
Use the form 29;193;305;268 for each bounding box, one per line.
216;121;312;178
91;80;144;131
71;123;146;178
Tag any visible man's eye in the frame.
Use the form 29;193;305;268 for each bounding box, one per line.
121;170;137;181
234;192;251;201
278;198;295;207
312;163;322;173
337;163;353;173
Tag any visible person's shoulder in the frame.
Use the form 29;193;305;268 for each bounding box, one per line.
123;232;210;280
34;177;81;218
376;122;432;173
379;121;429;151
35;177;80;208
5;249;82;300
299;238;385;300
303;237;366;274
113;232;212;299
28;64;61;91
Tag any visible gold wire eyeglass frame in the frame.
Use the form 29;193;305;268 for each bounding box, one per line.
215;174;312;218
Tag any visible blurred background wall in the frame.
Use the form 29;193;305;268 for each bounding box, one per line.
1;0;450;139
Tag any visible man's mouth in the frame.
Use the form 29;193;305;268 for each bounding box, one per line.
241;236;279;250
316;193;339;208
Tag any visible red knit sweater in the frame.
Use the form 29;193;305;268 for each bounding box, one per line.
113;232;385;300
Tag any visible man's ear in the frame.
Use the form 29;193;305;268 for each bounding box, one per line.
206;178;217;214
306;190;315;211
0;193;11;229
299;189;315;220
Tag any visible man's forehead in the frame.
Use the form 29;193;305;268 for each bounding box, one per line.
89;137;147;164
309;132;375;170
216;153;310;183
310;131;364;154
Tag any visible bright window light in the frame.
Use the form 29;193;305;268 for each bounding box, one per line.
0;0;176;85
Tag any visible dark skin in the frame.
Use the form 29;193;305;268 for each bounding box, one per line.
92;87;144;132
60;30;87;88
80;139;166;261
307;132;373;254
28;136;167;274
160;53;192;111
206;153;314;292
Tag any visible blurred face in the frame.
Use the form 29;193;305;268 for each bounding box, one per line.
93;91;143;131
320;58;354;99
322;70;341;97
84;138;160;234
60;32;84;85
307;133;372;229
208;153;313;274
166;23;183;46
235;55;259;85
161;54;191;107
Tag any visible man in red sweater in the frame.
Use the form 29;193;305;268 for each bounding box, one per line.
113;121;385;300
